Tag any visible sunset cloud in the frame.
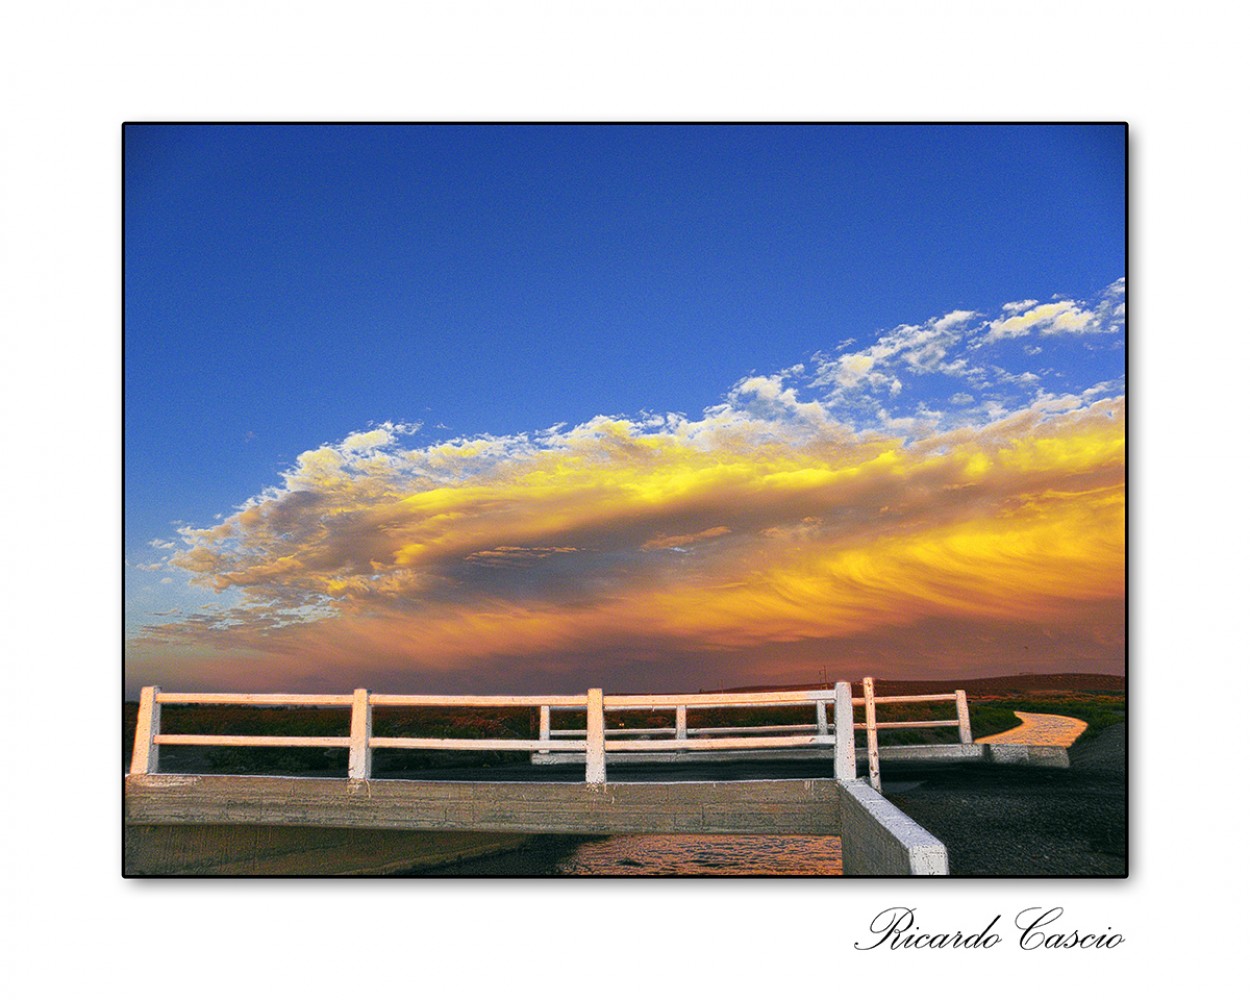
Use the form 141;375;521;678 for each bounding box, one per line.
132;348;1124;691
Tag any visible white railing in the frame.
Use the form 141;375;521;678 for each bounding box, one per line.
129;683;859;785
854;676;973;791
129;679;971;788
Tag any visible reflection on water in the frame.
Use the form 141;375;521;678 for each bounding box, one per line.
407;835;842;876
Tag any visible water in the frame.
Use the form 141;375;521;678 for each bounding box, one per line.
402;834;843;876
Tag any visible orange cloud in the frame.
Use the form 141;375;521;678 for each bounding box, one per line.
129;392;1124;693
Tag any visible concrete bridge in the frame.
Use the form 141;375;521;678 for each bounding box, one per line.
125;681;962;875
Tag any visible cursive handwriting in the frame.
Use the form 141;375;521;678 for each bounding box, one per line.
856;906;1124;951
855;906;1001;950
1015;907;1125;950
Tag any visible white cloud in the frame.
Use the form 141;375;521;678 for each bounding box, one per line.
982;278;1124;344
813;308;982;395
985;300;1096;341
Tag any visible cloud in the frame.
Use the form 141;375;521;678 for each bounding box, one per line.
983;279;1124;344
985;300;1096;340
814;308;980;396
129;286;1124;691
641;526;732;551
136;393;1123;688
799;278;1125;427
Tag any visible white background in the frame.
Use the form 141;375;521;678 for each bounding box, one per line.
3;0;1245;994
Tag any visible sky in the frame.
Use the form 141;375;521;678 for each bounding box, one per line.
124;124;1125;695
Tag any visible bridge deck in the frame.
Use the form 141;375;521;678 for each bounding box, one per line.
124;682;957;874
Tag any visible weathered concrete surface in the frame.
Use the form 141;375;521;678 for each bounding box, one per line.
125;773;842;836
125;771;957;875
839;779;948;876
531;747;837;765
125;824;528;876
873;744;983;763
878;743;1068;767
983;744;1070;767
530;742;1067;768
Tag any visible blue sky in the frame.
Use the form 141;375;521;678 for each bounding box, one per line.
125;124;1125;689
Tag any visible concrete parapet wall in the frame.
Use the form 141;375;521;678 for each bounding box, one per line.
125;773;842;837
837;779;948;876
530;747;835;765
530;742;1067;768
983;744;1070;768
872;744;984;763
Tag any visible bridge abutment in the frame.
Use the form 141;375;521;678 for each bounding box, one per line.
124;772;947;875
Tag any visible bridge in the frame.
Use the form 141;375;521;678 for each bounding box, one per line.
124;680;998;876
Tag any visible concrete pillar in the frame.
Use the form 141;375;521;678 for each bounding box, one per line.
585;688;606;784
348;688;372;780
815;699;829;738
130;685;161;775
833;681;856;780
675;705;687;741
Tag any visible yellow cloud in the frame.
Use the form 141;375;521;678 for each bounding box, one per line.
143;393;1124;690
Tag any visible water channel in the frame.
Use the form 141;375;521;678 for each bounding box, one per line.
399;834;843;876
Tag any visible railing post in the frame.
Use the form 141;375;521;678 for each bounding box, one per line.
863;676;881;792
815;699;829;739
585;688;606;784
130;685;161;775
833;681;856;780
955;689;972;745
538;704;551;754
348;688;372;780
675;705;687;741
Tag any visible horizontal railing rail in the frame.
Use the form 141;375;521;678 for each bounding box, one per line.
129;683;858;785
156;692;356;706
603;689;840;708
547;723;822;737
